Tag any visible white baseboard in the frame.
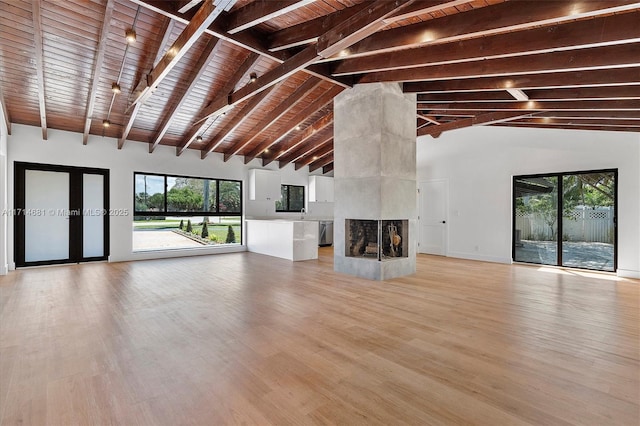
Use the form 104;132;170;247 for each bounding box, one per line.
617;269;640;279
446;251;512;264
0;264;7;275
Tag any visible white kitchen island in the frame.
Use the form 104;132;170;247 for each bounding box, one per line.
246;219;319;261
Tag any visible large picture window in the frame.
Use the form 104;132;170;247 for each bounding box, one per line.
513;169;617;272
133;173;242;251
276;184;305;212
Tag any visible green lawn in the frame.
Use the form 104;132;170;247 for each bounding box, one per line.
133;219;241;244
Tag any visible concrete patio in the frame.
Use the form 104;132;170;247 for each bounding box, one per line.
515;240;615;271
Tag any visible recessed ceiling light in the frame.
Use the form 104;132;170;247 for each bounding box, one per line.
111;82;121;94
102;119;110;128
196;136;203;143
312;156;318;160
295;125;301;131
249;72;258;83
125;28;136;44
263;148;269;153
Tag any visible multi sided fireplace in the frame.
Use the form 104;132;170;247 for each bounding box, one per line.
345;219;408;261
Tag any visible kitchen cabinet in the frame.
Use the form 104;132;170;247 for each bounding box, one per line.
248;169;281;201
246;220;318;261
309;175;334;202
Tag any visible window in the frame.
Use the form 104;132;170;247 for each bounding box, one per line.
276;184;305;212
133;173;242;251
513;169;617;272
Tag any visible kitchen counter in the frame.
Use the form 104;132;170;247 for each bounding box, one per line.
246;219;319;261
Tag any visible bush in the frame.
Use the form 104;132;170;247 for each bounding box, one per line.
186;219;193;233
225;225;236;243
201;221;209;239
209;234;218;242
179;219;184;230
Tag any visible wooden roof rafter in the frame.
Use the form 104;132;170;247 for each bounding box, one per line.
308;150;334;173
243;86;342;164
278;127;333;167
31;0;48;140
222;77;322;162
0;86;10;137
417;111;541;138
150;36;223;153
225;0;315;34
118;18;175;150
82;0;115;145
296;143;333;171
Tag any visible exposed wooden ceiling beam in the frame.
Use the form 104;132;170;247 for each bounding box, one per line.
331;0;640;61
511;117;640;128
536;111;640;120
333;11;640;76
418;86;640;103
0;86;10;136
403;68;640;93
359;43;640;84
119;18;173;150
492;122;640;133
150;36;222;153
31;0;47;140
278;128;333;167
268;0;470;52
262;111;333;166
418;111;539;137
296;144;333;171
308;151;334;173
197;85;276;158
177;0;204;14
243;86;342;164
197;0;412;123
131;0;235;107
417;113;440;125
315;0;415;58
222;78;321;161
82;0;115;145
130;0;349;88
226;0;314;34
323;163;334;174
419;100;640;112
191;52;262;158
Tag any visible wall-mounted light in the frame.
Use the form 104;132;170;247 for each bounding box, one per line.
111;82;121;94
125;28;137;44
196;136;203;143
102;119;111;128
249;72;258;83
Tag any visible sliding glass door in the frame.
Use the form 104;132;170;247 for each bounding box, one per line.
513;169;617;272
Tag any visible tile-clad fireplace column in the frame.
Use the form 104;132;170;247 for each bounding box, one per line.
333;82;417;280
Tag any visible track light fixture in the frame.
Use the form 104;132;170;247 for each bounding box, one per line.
196;136;203;143
125;28;137;44
249;72;258;83
111;82;121;94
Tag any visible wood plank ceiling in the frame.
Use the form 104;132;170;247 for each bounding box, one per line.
1;0;639;174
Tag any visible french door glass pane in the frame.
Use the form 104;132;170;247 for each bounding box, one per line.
25;170;70;262
561;172;615;271
83;173;104;258
514;176;558;265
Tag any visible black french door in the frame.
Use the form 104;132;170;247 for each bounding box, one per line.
14;162;110;267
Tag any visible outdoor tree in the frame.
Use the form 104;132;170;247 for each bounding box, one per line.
179;219;184;230
225;225;236;243
201;221;209;239
186;219;193;233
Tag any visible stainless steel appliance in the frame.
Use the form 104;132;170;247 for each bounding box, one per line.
319;220;333;246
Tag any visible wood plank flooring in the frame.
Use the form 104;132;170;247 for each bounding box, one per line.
0;248;638;425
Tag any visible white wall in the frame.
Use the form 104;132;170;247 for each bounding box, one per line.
4;124;333;270
0;124;7;274
417;125;640;279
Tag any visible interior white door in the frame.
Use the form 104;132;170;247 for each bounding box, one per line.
419;179;448;255
25;170;70;262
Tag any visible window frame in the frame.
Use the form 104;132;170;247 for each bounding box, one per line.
276;184;305;212
133;172;242;217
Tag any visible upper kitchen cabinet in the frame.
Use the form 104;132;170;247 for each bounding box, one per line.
249;169;281;201
309;176;334;202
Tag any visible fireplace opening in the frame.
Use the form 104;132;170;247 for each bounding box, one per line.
345;219;408;260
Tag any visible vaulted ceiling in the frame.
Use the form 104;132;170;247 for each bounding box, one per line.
1;0;639;174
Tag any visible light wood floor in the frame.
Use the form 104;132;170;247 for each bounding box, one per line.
0;248;638;425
